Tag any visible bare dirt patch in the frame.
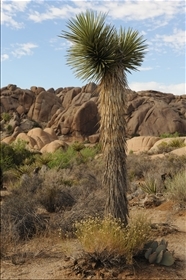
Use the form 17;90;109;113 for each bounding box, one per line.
1;201;186;279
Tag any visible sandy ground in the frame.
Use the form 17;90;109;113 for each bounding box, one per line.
1;201;186;279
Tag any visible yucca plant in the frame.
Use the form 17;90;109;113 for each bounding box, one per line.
60;10;147;225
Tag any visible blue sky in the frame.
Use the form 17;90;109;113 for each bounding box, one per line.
1;0;185;95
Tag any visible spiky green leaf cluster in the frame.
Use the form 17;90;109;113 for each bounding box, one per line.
59;10;147;83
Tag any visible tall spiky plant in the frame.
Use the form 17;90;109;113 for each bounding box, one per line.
60;10;147;225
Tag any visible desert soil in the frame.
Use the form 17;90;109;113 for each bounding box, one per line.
1;200;186;279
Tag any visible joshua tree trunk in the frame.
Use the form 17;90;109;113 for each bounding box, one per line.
99;70;129;225
61;10;147;226
0;167;3;190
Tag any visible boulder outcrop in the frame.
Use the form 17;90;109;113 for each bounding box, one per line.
28;90;62;122
126;90;186;137
1;84;186;144
126;136;160;153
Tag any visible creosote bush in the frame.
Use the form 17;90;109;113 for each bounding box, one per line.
35;168;76;213
127;153;186;182
165;171;186;208
75;212;152;264
38;186;75;213
1;194;47;241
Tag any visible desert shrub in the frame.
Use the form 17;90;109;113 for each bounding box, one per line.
34;153;52;167
0;143;15;171
1;144;40;190
6;124;13;133
1;194;47;240
32;121;42;128
75;212;152;265
160;154;186;176
0;140;35;172
47;145;100;169
11;139;35;166
165;171;186;207
2;167;38;192
72;141;85;152
160;132;180;138
38;186;75;212
35;168;76;212
127;153;186;183
7;165;35;181
157;138;185;154
12;172;43;194
53;162;105;235
0;218;18;258
156;141;173;153
47;146;76;169
169;138;185;148
140;177;157;194
127;154;153;180
1;112;11;122
80;146;100;160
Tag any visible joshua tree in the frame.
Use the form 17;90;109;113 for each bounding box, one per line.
60;10;147;225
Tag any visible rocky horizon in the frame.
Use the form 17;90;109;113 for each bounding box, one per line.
1;83;186;151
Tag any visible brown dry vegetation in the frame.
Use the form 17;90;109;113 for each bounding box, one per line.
1;149;186;279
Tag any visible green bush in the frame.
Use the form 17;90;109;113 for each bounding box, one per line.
75;212;152;264
81;146;100;159
0;143;15;171
169;138;185;148
6;124;13;133
34;153;52;166
160;132;180;138
1;112;11;122
12;140;35;166
47;146;76;169
72;141;85;152
47;145;100;169
0;141;36;190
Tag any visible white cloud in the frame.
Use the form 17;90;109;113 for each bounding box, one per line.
138;67;153;71
1;0;31;29
73;0;184;21
1;54;9;61
129;81;185;95
54;40;73;51
1;12;24;29
11;43;38;58
155;28;186;53
27;0;184;23
28;5;81;22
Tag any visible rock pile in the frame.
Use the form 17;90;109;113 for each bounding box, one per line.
1;83;186;152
